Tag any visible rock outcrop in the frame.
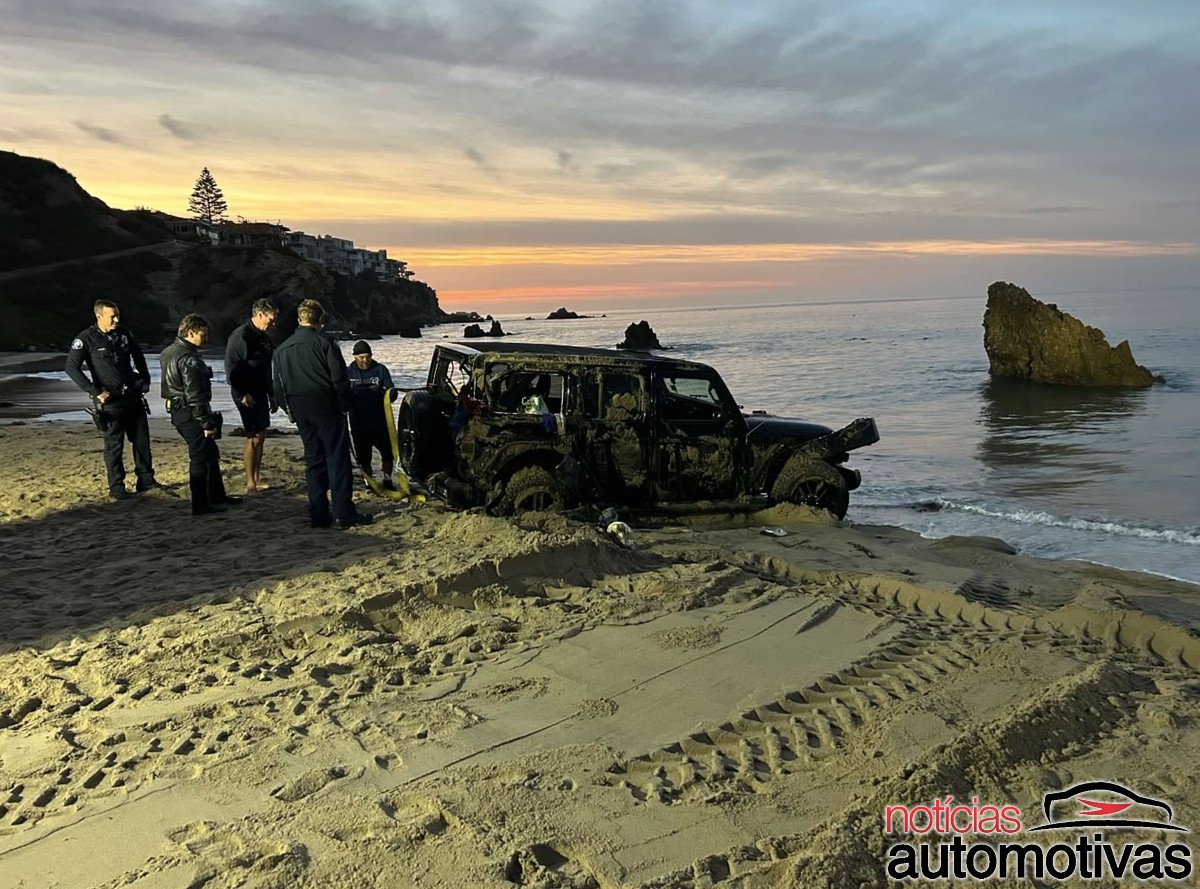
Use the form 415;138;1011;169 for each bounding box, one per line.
547;306;585;320
616;320;662;350
983;281;1162;388
443;311;484;324
463;320;506;338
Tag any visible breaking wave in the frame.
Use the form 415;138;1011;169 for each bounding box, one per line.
917;499;1200;546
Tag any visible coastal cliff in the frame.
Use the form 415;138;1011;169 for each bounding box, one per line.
0;150;444;349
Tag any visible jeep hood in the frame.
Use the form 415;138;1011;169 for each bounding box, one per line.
743;414;833;444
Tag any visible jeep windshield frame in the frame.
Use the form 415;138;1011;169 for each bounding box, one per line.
426;344;478;398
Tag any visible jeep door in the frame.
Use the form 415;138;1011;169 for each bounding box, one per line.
579;370;652;503
651;369;746;502
403;346;474;476
473;364;573;475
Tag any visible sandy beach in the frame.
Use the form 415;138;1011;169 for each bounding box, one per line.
3;376;1200;886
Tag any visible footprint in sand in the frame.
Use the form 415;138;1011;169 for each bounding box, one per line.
270;765;349;803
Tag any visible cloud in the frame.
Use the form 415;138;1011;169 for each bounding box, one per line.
72;120;126;144
730;155;797;181
1019;205;1097;216
556;149;578;173
158;113;198;140
8;0;1200;247
463;146;500;179
0;125;55;143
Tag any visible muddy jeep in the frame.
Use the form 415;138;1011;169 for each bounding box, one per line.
398;342;879;518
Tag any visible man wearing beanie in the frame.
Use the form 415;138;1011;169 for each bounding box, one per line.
347;340;398;490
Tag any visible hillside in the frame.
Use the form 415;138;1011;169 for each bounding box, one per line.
0;150;446;350
171;246;443;342
0;151;172;272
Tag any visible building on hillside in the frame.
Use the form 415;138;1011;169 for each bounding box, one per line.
220;220;289;248
156;213;219;244
287;230;412;282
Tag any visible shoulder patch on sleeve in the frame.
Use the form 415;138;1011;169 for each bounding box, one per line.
71;338;84;350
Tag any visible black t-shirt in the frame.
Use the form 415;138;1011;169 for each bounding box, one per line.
224;321;274;401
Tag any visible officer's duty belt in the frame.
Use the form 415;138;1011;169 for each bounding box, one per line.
164;397;188;410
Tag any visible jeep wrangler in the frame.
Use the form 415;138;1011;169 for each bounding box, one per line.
398;342;879;518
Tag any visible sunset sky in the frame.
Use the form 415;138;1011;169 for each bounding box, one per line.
3;0;1198;312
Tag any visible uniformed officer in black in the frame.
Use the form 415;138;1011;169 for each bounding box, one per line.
65;299;159;499
273;298;372;529
160;313;243;516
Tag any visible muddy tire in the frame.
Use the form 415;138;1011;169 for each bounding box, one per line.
771;457;850;519
498;466;567;515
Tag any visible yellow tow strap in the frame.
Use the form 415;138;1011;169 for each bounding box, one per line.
362;387;423;502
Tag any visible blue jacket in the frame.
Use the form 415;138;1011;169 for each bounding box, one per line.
347;359;394;428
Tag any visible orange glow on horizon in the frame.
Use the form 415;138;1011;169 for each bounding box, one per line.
393;240;1200;270
392;239;1200;309
434;278;791;304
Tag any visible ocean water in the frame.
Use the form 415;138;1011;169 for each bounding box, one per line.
25;289;1200;583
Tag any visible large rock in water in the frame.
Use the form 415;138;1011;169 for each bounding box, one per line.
983;281;1161;388
616;320;662;350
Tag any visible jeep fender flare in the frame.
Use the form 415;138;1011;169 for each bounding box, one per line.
757;444;796;494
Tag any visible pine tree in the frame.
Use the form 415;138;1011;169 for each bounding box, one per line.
188;167;228;225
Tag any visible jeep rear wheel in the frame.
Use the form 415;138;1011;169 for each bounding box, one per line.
499;466;566;515
399;404;433;478
771;458;849;519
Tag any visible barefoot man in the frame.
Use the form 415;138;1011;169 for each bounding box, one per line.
224;298;278;493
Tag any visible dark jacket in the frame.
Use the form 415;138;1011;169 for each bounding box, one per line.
65;325;150;398
273;326;352;420
224;320;274;403
347;359;395;428
160;337;219;428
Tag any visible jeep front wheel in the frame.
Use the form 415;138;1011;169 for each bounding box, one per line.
498;466;566;515
771;458;849;519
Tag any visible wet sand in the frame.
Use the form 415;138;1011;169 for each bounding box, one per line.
0;352;83;419
2;414;1200;888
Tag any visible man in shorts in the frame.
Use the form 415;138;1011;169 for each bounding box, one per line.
224;298;278;493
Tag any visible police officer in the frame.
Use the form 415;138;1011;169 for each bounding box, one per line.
273;299;372;529
65;299;159;499
161;314;243;516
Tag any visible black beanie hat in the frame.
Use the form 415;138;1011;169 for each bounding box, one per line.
352;340;371;355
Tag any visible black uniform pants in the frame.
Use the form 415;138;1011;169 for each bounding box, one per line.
295;412;355;524
100;396;154;493
171;410;228;512
350;420;393;474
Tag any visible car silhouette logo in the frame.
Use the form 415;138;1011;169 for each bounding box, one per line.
1030;781;1187;833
